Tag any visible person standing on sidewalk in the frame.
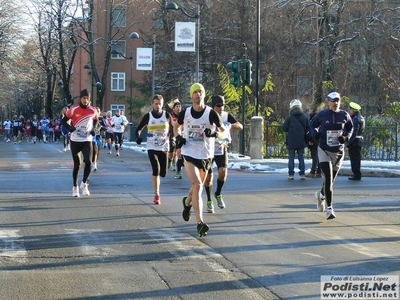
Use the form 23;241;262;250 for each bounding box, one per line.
311;92;353;219
174;83;226;237
306;107;322;178
346;102;365;181
62;89;98;197
135;94;173;205
282;99;309;180
204;95;243;213
112;109;128;156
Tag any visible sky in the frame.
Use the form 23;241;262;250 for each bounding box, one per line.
121;142;400;175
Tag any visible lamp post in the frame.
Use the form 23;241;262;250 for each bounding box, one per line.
130;32;156;98
166;1;200;82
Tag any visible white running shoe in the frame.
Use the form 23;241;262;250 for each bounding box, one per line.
326;207;336;220
63;147;67;152
67;144;70;150
315;191;325;212
72;186;80;197
80;181;90;196
92;163;97;171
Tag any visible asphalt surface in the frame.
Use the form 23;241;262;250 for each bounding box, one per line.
0;139;399;300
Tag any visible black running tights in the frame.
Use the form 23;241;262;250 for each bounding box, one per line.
70;141;93;186
319;161;339;207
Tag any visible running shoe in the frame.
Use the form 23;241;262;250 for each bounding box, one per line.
175;171;182;179
72;186;80;197
326;207;336;220
108;151;112;154
92;163;97;171
153;195;161;205
182;196;192;221
288;175;294;180
206;200;214;213
315;191;325;212
116;151;120;156
63;147;67;152
300;175;306;180
214;193;225;209
197;221;209;237
67;144;70;150
80;181;90;196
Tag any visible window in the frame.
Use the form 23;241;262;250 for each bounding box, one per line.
111;104;125;116
112;8;126;27
111;72;126;91
111;40;127;59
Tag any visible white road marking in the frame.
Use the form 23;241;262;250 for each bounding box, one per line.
0;230;27;261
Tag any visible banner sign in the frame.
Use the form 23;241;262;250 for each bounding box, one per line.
136;48;152;71
175;22;196;52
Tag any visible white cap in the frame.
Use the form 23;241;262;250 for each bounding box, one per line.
327;92;341;101
290;99;302;109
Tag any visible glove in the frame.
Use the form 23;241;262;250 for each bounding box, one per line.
175;135;186;149
136;137;142;145
69;126;76;133
90;131;95;136
338;135;348;144
204;128;218;138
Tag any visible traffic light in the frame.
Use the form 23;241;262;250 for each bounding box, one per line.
227;61;241;87
245;60;252;85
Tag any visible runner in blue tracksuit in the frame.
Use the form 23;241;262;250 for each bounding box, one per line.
310;92;353;220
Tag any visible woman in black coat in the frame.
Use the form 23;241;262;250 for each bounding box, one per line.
282;99;309;180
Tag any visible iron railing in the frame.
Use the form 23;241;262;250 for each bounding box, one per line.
236;123;399;161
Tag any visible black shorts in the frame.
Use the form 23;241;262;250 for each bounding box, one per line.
214;151;228;169
105;132;114;142
13;127;22;135
182;155;212;172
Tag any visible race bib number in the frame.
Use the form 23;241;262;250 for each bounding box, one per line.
76;126;88;137
151;130;167;146
327;130;340;147
188;124;205;142
214;142;224;155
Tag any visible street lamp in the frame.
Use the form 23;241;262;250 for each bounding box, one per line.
166;1;201;82
130;32;156;98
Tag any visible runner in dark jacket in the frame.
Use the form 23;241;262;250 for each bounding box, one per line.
310;92;353;220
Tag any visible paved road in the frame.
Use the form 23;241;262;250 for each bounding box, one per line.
0;140;399;299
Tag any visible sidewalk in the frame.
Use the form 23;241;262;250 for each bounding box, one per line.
122;142;400;178
227;155;400;178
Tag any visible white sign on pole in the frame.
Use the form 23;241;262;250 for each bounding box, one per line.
175;22;196;52
136;48;152;71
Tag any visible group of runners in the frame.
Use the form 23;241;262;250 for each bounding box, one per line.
2;114;63;144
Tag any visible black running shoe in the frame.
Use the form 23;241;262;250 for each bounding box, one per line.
182;196;192;221
197;221;209;237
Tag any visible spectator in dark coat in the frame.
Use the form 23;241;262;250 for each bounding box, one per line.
282;99;310;180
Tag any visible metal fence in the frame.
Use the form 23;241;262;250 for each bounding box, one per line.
238;123;400;161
